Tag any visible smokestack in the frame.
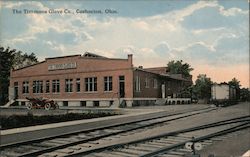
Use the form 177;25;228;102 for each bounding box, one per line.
128;54;133;67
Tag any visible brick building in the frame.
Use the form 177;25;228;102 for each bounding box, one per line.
9;52;192;107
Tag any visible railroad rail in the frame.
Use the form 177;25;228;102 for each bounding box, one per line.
0;107;216;157
65;116;250;157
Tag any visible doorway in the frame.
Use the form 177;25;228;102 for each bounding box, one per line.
14;82;18;100
119;76;125;98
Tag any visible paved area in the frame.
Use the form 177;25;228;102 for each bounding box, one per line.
198;128;250;157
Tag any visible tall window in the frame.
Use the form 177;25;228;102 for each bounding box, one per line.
153;79;158;88
85;77;97;92
76;78;81;92
33;80;43;93
145;78;149;88
135;76;141;92
52;80;60;93
104;76;112;91
65;79;73;92
22;81;29;93
46;80;50;93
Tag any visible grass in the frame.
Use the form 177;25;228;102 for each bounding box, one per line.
0;112;118;130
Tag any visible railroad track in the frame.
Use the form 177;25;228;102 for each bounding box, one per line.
0;107;216;157
65;116;250;157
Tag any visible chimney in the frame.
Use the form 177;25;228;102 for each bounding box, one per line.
128;54;133;67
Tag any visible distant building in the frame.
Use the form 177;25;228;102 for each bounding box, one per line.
9;52;192;107
211;82;236;105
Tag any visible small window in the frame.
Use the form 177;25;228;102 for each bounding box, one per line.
85;77;97;92
65;79;73;92
135;76;141;92
52;80;60;93
76;78;81;92
104;76;112;91
80;101;86;107
22;81;29;93
63;101;68;106
21;102;26;106
119;76;125;81
33;80;43;93
93;101;99;107
46;80;50;93
110;100;114;106
145;78;149;88
153;79;158;88
14;82;18;86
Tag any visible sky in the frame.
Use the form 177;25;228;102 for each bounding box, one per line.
0;0;249;87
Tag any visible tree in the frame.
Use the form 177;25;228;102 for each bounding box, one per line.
228;78;241;100
192;74;213;101
167;60;193;77
240;88;250;102
0;46;38;105
228;78;241;89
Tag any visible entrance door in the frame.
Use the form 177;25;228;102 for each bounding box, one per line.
119;76;125;98
14;82;18;99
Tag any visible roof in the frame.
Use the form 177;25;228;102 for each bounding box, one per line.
143;67;168;75
12;52;129;71
45;54;81;60
83;52;107;58
134;67;191;82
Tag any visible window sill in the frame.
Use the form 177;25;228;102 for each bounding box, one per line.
104;91;113;93
84;91;98;94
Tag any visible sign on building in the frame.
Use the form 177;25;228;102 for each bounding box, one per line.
48;62;77;71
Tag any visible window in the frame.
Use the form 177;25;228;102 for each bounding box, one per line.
145;78;149;88
85;77;97;92
76;78;81;92
21;102;26;106
104;76;112;91
93;101;99;107
33;80;43;93
63;101;68;106
80;101;86;107
22;81;29;93
135;76;141;92
153;79;158;88
14;82;18;86
52;80;60;93
110;101;114;106
65;79;73;92
46;80;50;93
119;76;125;81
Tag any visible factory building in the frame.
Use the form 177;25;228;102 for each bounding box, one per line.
9;52;192;107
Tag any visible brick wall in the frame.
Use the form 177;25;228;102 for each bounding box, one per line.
133;69;161;98
10;55;134;100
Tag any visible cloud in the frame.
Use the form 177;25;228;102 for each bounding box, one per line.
0;0;249;87
154;42;171;56
181;2;248;30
